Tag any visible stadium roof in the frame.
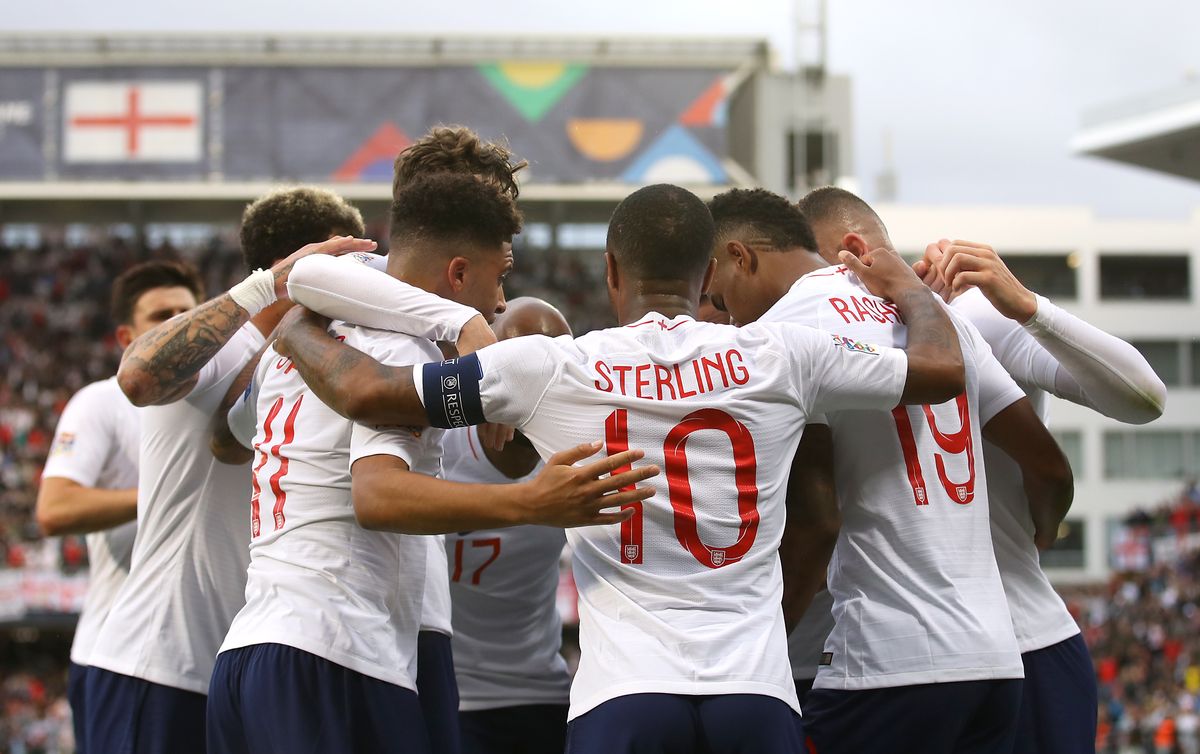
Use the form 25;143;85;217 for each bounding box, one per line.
0;32;770;68
1070;79;1200;183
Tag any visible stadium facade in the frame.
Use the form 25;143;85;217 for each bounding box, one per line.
1;33;1196;584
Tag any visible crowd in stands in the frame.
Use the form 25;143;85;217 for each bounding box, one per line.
2;226;1198;751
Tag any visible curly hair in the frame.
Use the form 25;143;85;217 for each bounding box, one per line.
111;259;205;325
239;187;365;272
390;172;524;251
708;188;818;253
392;125;527;201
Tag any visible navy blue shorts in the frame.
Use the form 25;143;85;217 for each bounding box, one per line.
803;679;1022;754
794;677;816;708
67;662;89;754
1015;634;1097;754
460;704;568;754
418;631;462;754
84;666;207;754
206;643;429;754
565;693;804;754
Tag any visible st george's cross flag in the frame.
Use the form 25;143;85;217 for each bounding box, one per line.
63;81;203;163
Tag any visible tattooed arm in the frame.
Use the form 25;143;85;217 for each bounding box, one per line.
116;236;376;406
274;308;429;427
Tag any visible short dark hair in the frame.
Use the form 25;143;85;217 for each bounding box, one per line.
239;187;365;272
606;184;714;283
111;260;204;325
708;188;818;252
796;186;885;230
390;172;523;251
393;126;527;202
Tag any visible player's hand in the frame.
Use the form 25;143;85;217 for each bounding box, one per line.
455;315;498;357
477;422;516;451
912;241;951;301
271;236;378;300
520;441;658;528
839;247;925;302
935;240;1037;323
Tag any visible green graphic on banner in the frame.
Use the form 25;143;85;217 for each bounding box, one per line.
478;62;588;122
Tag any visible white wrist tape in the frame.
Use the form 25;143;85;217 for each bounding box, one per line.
229;268;277;316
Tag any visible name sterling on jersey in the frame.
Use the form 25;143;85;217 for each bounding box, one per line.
593;348;750;401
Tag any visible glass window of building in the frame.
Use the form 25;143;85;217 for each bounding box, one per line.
1099;255;1190;300
1051;429;1084;476
1005;254;1078;299
1039;518;1086;569
1104;430;1186;479
1189;340;1200;386
1129;340;1182;386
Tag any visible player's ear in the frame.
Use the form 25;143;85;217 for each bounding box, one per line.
700;257;716;295
728;240;757;274
115;324;135;349
447;257;470;292
604;251;620;293
840;233;871;259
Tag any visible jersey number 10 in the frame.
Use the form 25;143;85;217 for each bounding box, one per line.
604;408;759;569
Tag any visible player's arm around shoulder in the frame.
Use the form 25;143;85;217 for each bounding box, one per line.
982;399;1075;549
834;248;965;405
273;307;430;427
118;236;376;407
350;442;658;535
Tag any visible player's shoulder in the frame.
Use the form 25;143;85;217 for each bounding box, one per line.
761;264;858;322
66;376;131;415
948;288;1016;342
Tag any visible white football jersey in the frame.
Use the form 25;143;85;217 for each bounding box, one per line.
89;324;264;693
951;289;1081;653
788;590;833;681
761;267;1026;690
421;313;910;719
42;376;140;667
421;536;453;637
440;427;570;710
219;323;441;691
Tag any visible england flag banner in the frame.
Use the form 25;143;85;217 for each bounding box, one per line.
63;81;203;163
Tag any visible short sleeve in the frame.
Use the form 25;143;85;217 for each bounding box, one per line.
42;387;116;487
954;312;1026;424
415;335;562;428
226;352;271;450
781;324;908;415
349;328;442;468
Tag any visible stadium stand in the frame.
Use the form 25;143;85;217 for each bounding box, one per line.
0;226;1196;753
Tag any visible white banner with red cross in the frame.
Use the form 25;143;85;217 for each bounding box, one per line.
63;81;203;163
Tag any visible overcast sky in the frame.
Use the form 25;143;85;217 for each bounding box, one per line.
9;0;1200;218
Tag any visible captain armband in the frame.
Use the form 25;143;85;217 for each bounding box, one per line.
420;354;486;429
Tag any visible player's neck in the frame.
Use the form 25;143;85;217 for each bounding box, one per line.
386;254;446;297
617;292;696;324
759;249;827;302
